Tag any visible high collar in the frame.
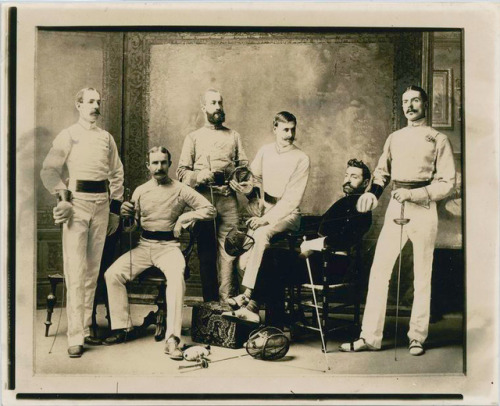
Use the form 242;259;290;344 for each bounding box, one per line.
275;142;295;154
407;117;427;127
78;117;98;130
204;122;225;130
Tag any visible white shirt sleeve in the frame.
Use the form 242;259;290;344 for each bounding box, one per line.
176;133;198;188
107;133;124;202
261;153;310;225
372;133;393;191
40;129;72;194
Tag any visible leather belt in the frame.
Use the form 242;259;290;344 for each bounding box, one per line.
141;230;176;241
264;192;280;205
75;180;107;193
393;180;431;190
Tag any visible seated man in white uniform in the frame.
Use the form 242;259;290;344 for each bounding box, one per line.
103;146;216;359
223;111;310;325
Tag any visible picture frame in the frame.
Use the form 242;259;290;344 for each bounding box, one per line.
2;3;499;405
432;68;454;129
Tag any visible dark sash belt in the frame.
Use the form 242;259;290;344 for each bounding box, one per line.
75;180;107;193
264;192;280;205
142;230;176;241
393;180;431;190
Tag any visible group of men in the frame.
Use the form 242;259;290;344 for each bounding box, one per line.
41;84;455;359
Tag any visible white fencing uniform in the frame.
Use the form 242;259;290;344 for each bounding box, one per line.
105;179;216;340
40;118;124;347
360;117;456;349
177;124;248;301
240;142;310;289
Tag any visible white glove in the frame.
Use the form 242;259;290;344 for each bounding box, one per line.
107;213;120;236
183;345;211;361
356;192;378;213
300;237;326;253
196;169;214;185
53;201;74;224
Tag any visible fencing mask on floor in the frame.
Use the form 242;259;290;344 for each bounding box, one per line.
245;326;290;361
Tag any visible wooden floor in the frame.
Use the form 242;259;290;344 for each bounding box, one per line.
35;304;464;378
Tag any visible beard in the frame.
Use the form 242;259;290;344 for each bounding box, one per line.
343;183;363;195
206;110;225;125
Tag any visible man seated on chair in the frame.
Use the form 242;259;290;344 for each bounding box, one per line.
297;158;373;284
222;111;310;325
103;146;216;359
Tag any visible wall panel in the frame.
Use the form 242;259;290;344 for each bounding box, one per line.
35;31;124;306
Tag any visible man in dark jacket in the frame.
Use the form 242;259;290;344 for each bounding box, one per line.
223;158;372;327
298;158;372;285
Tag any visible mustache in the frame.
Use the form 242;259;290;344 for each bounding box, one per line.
343;182;352;188
91;110;100;115
406;108;417;113
154;171;166;175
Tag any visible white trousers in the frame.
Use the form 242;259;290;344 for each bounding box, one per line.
360;196;438;349
62;198;109;347
239;212;300;290
104;239;185;340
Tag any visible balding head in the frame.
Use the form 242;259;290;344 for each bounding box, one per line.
201;89;222;107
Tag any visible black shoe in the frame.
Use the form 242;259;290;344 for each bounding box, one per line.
103;329;130;346
68;345;84;358
84;336;103;346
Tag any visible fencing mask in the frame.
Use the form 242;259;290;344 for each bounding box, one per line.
224;227;255;257
245;326;290;361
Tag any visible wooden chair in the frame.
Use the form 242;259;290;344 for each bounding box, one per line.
288;242;363;353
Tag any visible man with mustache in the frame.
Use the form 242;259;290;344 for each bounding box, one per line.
340;85;456;355
40;87;124;358
177;89;248;303
222;111;310;325
298;158;372;272
103;146;216;359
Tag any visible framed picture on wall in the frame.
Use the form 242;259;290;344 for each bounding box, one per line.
432;68;454;129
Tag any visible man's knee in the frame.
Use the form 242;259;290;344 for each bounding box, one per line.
104;261;129;286
253;226;273;245
161;265;185;286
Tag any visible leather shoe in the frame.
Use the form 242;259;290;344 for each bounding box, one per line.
68;345;83;358
84;336;102;346
409;339;425;356
164;335;183;360
103;329;129;346
221;306;260;326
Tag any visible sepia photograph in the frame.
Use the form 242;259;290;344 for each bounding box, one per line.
2;2;499;405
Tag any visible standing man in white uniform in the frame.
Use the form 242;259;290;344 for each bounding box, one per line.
177;89;248;303
340;85;456;355
103;147;216;359
223;111;310;324
40;87;124;358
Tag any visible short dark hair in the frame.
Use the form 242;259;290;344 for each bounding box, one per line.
75;87;101;104
404;85;428;103
347;158;371;181
147;146;172;164
273;111;297;127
